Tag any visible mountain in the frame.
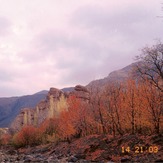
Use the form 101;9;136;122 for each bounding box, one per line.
0;62;137;128
86;62;137;90
0;87;75;128
0;92;48;127
34;90;48;95
10;63;137;131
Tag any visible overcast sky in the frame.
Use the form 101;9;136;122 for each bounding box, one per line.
0;0;162;97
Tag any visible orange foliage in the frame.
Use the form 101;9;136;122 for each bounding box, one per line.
58;110;76;140
11;78;163;147
13;125;41;147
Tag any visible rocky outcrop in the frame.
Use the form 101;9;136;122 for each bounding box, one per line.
0;128;9;135
10;87;67;131
10;85;90;131
70;85;90;103
10;108;35;131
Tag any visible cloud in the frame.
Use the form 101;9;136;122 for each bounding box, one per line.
0;0;163;97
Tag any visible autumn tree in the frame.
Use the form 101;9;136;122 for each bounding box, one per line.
135;41;163;92
134;42;163;134
39;118;59;143
103;83;125;136
57;110;76;141
140;80;163;134
58;95;94;140
90;87;108;134
53;96;86;141
123;80;139;134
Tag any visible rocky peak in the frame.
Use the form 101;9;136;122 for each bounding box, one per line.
47;87;64;100
74;85;89;93
70;85;90;102
10;86;90;131
10;87;68;131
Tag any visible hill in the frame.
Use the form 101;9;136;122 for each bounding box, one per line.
86;62;137;90
0;93;47;127
0;62;137;128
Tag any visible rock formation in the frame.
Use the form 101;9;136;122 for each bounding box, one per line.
70;85;90;102
10;85;90;131
10;88;67;131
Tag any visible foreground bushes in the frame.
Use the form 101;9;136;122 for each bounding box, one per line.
12;121;60;148
12;125;41;147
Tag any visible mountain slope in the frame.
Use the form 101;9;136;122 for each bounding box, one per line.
0;93;47;127
86;62;137;89
0;63;137;128
0;87;75;128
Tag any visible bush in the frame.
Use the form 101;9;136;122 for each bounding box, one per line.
12;125;41;148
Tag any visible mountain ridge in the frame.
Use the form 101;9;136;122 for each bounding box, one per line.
0;87;76;127
86;62;137;90
0;62;137;128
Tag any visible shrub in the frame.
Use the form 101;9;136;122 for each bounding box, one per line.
12;125;41;148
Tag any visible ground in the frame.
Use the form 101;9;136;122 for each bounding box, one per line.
0;134;163;162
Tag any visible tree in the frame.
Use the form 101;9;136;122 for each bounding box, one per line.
64;95;94;138
135;42;163;134
90;87;107;134
140;80;163;134
104;83;124;136
122;80;139;134
135;42;163;92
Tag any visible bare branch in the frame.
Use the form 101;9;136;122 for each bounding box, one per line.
135;42;163;92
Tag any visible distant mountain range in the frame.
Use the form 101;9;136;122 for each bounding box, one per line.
0;88;75;127
0;93;47;127
0;62;137;128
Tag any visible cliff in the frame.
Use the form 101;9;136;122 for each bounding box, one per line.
10;85;90;131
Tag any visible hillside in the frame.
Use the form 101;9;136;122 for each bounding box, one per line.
2;63;135;128
9;61;139;132
0;93;47;127
0;87;75;128
86;62;137;90
0;62;136;128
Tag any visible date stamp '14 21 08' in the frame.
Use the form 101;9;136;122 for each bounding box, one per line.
121;146;159;154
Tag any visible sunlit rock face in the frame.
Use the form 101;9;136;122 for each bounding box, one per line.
10;87;67;131
10;85;90;131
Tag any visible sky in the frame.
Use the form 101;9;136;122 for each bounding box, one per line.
0;0;163;97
